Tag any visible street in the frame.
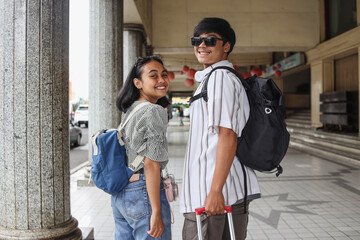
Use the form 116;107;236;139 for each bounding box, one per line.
70;126;89;170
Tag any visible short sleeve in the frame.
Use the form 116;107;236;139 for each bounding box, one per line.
136;105;168;163
206;70;243;135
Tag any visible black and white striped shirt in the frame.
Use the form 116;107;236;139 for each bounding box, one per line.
180;60;261;213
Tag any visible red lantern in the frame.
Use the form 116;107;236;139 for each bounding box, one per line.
168;71;175;81
275;70;282;77
184;78;194;87
187;68;196;79
179;71;184;75
272;66;277;71
276;63;281;69
182;65;189;72
250;67;262;76
233;65;239;73
241;73;251;79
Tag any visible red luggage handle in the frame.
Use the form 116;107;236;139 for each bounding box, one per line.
195;206;232;215
195;206;235;240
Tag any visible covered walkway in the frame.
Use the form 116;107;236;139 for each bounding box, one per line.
71;117;360;240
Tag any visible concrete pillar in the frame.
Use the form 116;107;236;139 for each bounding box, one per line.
0;1;81;239
89;0;123;137
88;0;123;171
123;23;146;81
358;47;360;136
310;59;334;128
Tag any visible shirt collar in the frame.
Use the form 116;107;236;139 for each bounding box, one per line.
194;60;233;82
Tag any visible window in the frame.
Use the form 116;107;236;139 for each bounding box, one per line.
326;0;357;39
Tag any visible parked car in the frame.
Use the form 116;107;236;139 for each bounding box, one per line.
70;123;82;147
74;104;88;128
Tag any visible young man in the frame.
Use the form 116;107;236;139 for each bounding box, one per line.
180;18;261;240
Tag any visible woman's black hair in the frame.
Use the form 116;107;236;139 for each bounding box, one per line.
116;56;164;112
193;17;236;55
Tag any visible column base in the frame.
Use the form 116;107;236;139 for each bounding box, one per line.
0;217;82;240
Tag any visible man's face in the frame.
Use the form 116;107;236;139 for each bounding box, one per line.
193;32;230;69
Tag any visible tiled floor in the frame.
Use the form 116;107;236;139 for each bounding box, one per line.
71;117;360;240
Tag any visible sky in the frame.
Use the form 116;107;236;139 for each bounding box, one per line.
69;0;89;101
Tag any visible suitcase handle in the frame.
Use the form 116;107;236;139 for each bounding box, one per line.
195;206;235;240
195;206;232;215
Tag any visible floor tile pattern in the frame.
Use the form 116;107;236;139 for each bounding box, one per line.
71;118;360;240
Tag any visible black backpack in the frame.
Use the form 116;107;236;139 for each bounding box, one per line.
189;66;290;176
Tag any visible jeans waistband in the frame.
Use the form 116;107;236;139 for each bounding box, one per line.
134;168;144;174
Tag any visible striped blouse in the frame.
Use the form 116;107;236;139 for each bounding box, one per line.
120;101;169;172
180;60;261;213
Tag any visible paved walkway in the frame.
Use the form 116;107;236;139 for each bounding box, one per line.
71;117;360;240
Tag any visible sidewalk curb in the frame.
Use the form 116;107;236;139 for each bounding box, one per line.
70;161;89;175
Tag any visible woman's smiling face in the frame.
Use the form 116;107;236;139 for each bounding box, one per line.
134;60;170;103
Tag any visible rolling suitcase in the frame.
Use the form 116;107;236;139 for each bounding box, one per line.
195;206;236;240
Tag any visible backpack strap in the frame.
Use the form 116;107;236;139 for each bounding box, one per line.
119;101;150;131
189;66;249;105
189;66;285;108
119;101;151;171
116;101;151;145
92;102;150;156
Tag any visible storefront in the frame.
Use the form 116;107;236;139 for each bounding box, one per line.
307;27;360;133
264;53;310;110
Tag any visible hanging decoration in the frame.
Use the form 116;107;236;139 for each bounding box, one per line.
233;65;239;73
270;63;282;77
187;68;196;79
182;65;189;72
168;71;175;81
185;78;194;87
241;73;251;79
250;67;262;76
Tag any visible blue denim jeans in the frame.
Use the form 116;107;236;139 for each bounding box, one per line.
111;174;172;240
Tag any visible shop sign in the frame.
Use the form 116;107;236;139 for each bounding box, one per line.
265;52;304;77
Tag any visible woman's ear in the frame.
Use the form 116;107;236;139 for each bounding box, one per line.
133;78;142;89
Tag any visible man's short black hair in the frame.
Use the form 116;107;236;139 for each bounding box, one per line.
193;17;236;55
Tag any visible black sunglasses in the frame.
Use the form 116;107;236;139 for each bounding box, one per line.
191;37;223;47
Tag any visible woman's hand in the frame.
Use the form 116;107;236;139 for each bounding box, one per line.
144;157;164;238
147;211;164;238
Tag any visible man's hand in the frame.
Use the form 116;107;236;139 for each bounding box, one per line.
204;190;225;216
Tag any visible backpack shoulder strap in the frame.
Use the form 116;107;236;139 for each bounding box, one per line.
115;101;150;146
189;66;249;105
118;101;150;131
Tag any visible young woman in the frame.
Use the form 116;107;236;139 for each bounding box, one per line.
114;56;171;240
